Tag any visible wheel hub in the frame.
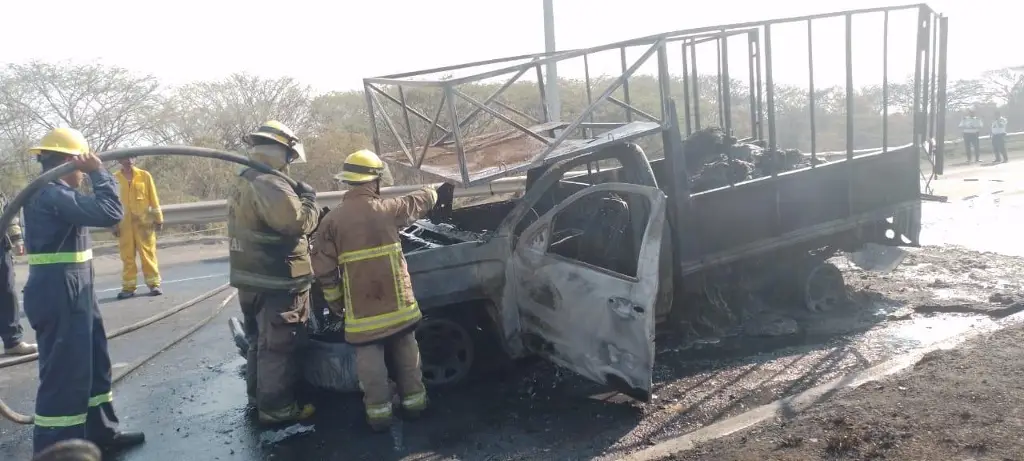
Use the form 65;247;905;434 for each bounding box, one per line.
416;317;474;387
803;262;846;312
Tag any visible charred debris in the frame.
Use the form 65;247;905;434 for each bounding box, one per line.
683;127;827;193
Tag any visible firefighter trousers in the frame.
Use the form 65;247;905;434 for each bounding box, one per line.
118;220;160;292
354;330;427;424
238;290;309;413
23;264;119;454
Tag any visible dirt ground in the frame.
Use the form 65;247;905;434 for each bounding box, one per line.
660;246;1024;461
663;322;1024;461
841;244;1024;322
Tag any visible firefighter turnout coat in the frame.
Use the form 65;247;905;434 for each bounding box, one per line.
311;182;437;345
227;168;320;293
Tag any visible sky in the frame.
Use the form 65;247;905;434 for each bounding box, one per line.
1;0;1019;94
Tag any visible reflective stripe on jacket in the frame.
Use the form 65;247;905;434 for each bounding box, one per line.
23;171;123;266
227;168;319;293
311;182;437;344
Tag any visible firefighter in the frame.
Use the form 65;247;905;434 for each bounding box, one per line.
112;156;164;299
1;192;37;356
22;128;144;454
311;149;452;431
228;120;320;424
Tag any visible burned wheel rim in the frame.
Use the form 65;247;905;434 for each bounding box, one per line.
803;262;846;312
416;317;475;387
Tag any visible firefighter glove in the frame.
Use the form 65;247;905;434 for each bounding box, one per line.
294;181;317;201
428;182;455;223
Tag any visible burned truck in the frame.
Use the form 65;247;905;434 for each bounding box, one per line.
229;4;948;399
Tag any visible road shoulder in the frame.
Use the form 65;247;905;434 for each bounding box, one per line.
653;322;1024;460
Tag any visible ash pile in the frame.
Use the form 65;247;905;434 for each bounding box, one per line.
683;127;828;193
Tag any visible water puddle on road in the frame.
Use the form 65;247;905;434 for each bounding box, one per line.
854;311;998;355
921;195;1024;256
851;194;1024;353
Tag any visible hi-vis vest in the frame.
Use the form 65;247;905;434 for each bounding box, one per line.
227;168;312;293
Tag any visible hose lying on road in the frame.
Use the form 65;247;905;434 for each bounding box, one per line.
0;289;238;425
0;283;231;369
0;146;292;426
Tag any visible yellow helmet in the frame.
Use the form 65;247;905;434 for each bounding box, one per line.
28;128;90;157
243;120;306;164
339;149;385;184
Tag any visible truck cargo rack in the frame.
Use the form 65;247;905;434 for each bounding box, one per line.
362;3;947;187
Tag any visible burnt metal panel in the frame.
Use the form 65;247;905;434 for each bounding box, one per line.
679;144;923;273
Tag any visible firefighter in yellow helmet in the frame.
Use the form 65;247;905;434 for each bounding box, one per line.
227;120;320;424
22;128;144;454
112;155;164;299
312;149;453;431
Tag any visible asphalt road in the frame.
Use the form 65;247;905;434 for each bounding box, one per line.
0;159;1021;461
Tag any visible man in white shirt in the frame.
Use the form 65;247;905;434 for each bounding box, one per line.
959;109;984;162
991;110;1008;163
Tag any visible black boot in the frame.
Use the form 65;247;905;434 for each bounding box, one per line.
96;431;146;452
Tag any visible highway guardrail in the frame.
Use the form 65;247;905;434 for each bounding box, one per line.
94;131;1024;229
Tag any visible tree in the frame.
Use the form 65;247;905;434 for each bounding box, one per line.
0;61;161;151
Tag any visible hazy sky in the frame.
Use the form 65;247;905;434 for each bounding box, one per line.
1;0;1017;93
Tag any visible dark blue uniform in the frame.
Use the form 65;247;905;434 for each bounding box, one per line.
22;169;124;454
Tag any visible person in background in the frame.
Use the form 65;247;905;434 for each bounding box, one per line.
991;110;1008;163
958;109;984;163
112;156;163;299
0;192;37;356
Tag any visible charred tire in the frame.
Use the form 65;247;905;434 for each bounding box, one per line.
416;315;476;387
299;313;482;392
800;262;846;312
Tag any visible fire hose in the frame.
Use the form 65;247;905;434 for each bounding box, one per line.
0;146;298;425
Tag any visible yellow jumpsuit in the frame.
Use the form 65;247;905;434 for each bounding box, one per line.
114;167;163;292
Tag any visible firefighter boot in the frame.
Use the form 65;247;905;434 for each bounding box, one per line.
95;431;146;453
401;392;427;420
365;403;394;432
257;403;316;425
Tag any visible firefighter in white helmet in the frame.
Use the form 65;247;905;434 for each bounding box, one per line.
227;120;320;424
312;149;453;431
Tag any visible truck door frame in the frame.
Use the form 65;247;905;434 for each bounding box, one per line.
494;142;669;400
